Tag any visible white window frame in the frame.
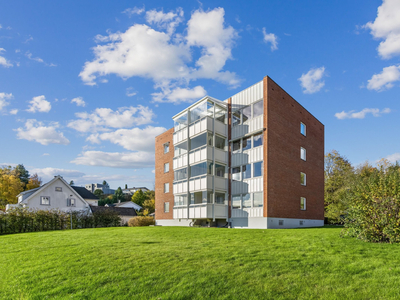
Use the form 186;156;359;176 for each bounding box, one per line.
164;183;169;193
300;197;306;210
301;122;306;136
164;202;170;213
301;147;306;161
67;198;76;207
164;142;170;154
164;162;169;173
40;196;50;206
301;172;306;186
55;187;62;192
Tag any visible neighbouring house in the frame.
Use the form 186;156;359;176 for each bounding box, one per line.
7;175;93;213
122;187;149;195
85;183;115;195
155;76;324;229
90;206;137;225
71;186;99;206
115;201;142;211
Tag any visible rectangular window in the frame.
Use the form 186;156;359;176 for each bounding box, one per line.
301;172;306;186
174;141;187;156
207;132;213;147
206;191;213;203
242;194;251;208
300;197;306;210
232;195;241;209
164;143;169;154
174;112;188;131
190;132;207;150
215;105;226;124
164;163;169;173
215;192;225;204
253;132;263;148
40;196;50;205
253;192;263;207
215;164;226;178
215;135;226;151
174;194;188;206
242;164;252;180
232;167;241;181
242;136;252;151
232;140;241;151
301;122;306;136
232;111;241;126
242;106;251;123
164;202;170;213
253;161;263;177
190;191;204;204
253;100;263;118
67;198;76;207
164;183;169;193
207;162;213;175
190;162;208;177
174;168;187;181
279;220;284;226
55;187;62;192
301;147;306;161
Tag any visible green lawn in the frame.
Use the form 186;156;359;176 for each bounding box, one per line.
1;226;400;299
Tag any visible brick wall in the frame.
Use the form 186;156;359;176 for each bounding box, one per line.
155;128;174;220
264;76;325;220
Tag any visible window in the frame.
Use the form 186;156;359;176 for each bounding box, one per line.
242;164;252;180
253;100;263;118
190;132;207;150
300;197;306;210
301;147;306;161
207;162;213;175
67;198;76;207
232;167;241;181
207;133;213;147
190;162;208;177
164;202;170;213
190;191;207;204
232;111;241;126
215;192;225;204
301;172;306;186
301;122;306;136
164;163;169;173
253;192;263;207
215;105;226;124
254;161;263;177
242;136;252;151
55;187;62;192
215;135;226;151
174;112;188;131
206;191;213;203
174;168;187;181
40;196;50;205
253;132;263;148
232;195;241;208
242;106;251;123
164;143;169;154
215;164;226;178
242;194;251;208
174;141;187;156
164;183;169;193
279;220;284;226
232;140;241;151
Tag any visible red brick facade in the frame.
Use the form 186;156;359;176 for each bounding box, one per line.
155;128;174;220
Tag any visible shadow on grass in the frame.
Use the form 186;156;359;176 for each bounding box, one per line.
139;241;161;244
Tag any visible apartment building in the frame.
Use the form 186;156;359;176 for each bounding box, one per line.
155;76;324;229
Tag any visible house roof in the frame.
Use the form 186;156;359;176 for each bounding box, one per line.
90;206;137;217
115;201;142;209
71;186;99;200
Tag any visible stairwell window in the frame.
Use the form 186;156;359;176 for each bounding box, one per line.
253;132;263;148
164;183;169;193
232;195;241;209
254;161;263;177
253;100;263;118
301;172;306;186
164;142;170;154
301;122;306;136
164;202;170;213
301;147;306;161
253;192;263;207
232;167;241;181
164;163;169;173
300;197;306;210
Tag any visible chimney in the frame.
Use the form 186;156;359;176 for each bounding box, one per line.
118;200;121;203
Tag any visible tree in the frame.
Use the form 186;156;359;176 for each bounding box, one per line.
113;187;124;202
125;184;128;189
70;180;74;186
0;172;24;207
144;190;155;201
142;199;155;216
324;150;354;223
102;180;107;186
26;174;42;190
131;190;146;207
15;164;30;189
94;189;104;199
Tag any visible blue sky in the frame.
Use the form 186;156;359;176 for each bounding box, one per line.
1;0;399;189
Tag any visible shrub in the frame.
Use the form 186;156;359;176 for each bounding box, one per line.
128;216;155;227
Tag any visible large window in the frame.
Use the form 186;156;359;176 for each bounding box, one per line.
301;147;306;161
300;197;306;210
242;106;251;123
254;161;263;177
190;132;207;150
174;168;187;181
215;164;226;178
242;136;252;151
232;140;241;151
232;167;241;181
174;112;188;131
232;111;241;126
242;164;252;180
301;122;306;136
254;192;263;207
174;141;187;156
40;196;50;206
190;101;213;123
253;100;263;118
174;194;188;206
242;194;251;208
215;135;226;151
253;132;263;148
232;195;241;208
190;191;211;204
215;192;225;204
190;162;212;177
301;172;306;186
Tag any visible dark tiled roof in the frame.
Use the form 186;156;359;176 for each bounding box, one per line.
72;186;99;200
90;206;137;217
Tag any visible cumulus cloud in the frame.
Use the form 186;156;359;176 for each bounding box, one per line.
71;97;86;107
67;105;155;133
385;152;400;163
122;6;145;17
27;95;51;113
15;119;70;145
298;66;326;94
80;7;239;103
0;92;13;111
30;167;85;180
262;28;278;51
152;85;206;104
334;108;391;119
367;65;400;91
0;48;13;68
71;151;155;168
86;126;167;151
9;109;18;115
364;0;400;59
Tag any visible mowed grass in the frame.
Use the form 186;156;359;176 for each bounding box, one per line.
1;226;400;299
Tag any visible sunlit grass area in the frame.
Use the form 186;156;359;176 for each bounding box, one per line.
1;226;400;299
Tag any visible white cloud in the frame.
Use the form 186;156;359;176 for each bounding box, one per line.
152;85;207;104
262;28;278;51
30;167;85;180
71;97;86;107
126;87;137;97
0;92;13;111
71;151;155;168
367;65;400;91
42;153;50;156
25;51;44;63
9;109;18;115
67;105;155;133
385;152;400;163
86;126;167;151
27;95;51;113
298;66;326;94
15;119;70;145
0;48;13;68
80;7;239;103
335;108;391;119
122;6;145;17
364;0;400;59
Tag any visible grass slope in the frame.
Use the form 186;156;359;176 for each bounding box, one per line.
1;226;400;299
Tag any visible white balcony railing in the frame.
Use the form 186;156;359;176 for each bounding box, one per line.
173;153;188;169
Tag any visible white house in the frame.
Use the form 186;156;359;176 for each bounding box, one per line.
7;175;92;212
115;201;142;211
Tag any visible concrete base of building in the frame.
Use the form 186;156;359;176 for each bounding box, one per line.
155;219;192;226
230;217;324;229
